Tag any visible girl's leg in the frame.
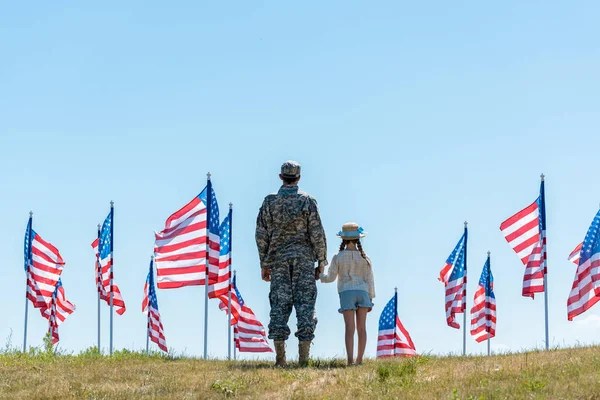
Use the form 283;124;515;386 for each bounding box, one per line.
355;307;369;364
342;310;355;365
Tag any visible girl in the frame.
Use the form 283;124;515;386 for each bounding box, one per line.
320;222;375;366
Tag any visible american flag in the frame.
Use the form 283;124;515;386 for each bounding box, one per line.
440;229;467;329
154;181;220;289
45;279;76;345
470;254;496;343
208;207;231;299
91;211;126;314
567;210;600;321
376;291;417;358
142;258;168;353
500;180;547;298
568;242;583;266
219;275;272;353
24;217;65;309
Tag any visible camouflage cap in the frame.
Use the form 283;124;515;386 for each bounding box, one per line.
281;160;301;179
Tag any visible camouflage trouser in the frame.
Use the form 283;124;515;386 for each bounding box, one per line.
268;258;317;342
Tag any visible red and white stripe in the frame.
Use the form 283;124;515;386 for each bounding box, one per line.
445;275;466;329
521;232;547;297
218;287;241;326
45;285;75;345
470;287;496;343
41;285;76;326
27;235;65;309
438;262;453;284
217;281;271;353
143;282;168;353
376;316;417;358
569;243;583;266
154;196;211;289
91;238;126;314
500;200;546;297
567;252;600;321
208;250;230;299
48;302;60;345
233;306;272;353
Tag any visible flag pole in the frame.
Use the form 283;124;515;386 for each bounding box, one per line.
233;269;237;361
109;201;114;356
394;286;398;354
204;173;211;360
487;251;491;357
49;289;56;348
463;221;468;357
227;203;233;361
541;174;549;350
97;223;101;353
23;211;33;353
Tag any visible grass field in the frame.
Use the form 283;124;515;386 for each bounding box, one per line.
1;342;600;399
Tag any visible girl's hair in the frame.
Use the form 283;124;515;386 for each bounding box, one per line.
339;239;371;266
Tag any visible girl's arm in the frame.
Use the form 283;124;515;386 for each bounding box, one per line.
319;256;338;283
366;258;376;299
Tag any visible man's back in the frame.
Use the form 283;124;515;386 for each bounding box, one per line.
256;184;327;268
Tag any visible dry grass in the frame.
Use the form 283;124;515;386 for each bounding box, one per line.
1;345;600;399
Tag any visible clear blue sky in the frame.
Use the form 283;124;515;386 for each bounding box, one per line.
2;2;600;359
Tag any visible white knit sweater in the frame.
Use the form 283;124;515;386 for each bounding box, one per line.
319;250;376;299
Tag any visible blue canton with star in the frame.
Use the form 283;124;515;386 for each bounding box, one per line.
479;258;495;297
220;214;231;256
448;233;467;281
24;219;33;271
199;184;220;236
378;294;397;331
99;212;112;259
580;210;600;266
233;275;245;307
147;260;160;309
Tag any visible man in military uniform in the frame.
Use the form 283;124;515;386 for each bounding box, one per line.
255;160;328;367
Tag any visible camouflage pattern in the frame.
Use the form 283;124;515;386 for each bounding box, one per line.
268;258;317;341
280;160;301;179
256;185;327;269
256;184;327;341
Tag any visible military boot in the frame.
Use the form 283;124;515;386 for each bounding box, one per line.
299;341;311;367
274;340;286;367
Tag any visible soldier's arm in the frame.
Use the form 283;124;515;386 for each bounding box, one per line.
307;198;328;265
255;200;270;269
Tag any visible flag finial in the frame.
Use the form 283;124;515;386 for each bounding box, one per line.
151;255;154;260
540;173;545;181
394;286;398;293
488;251;491;256
229;202;233;209
207;172;212;180
97;223;101;230
29;211;33;218
464;221;468;228
110;200;114;208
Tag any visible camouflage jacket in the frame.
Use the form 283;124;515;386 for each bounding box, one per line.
255;185;327;269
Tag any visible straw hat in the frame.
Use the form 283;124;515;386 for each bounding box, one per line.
337;222;367;240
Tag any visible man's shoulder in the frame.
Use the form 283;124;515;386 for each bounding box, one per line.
297;190;316;201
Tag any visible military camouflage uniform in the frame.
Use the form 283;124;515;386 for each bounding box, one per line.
256;163;327;342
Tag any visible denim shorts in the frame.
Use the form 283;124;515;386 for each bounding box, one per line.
338;290;374;313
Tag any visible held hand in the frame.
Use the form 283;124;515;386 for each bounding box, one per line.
314;268;320;281
261;268;272;282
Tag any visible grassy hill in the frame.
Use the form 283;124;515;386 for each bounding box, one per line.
1;344;599;399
